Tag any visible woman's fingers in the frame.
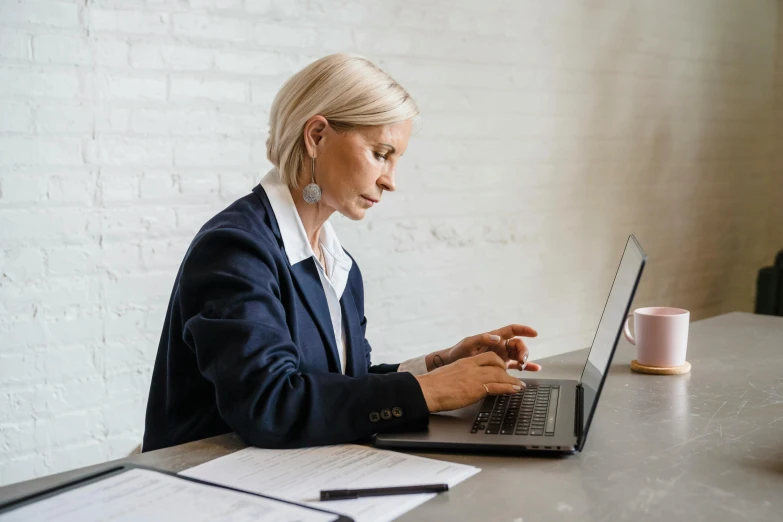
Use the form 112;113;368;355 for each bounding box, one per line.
507;360;543;372
462;326;538;362
505;336;528;361
472;351;507;369
484;382;524;396
470;349;541;397
467;340;543;372
490;324;538;339
485;365;526;392
463;332;503;350
480;365;523;386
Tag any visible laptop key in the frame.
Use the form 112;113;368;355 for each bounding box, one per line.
530;429;544;436
479;396;496;413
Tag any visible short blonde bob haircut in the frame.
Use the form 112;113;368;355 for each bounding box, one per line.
266;53;419;189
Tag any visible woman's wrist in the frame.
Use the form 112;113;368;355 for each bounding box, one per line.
414;374;437;412
424;348;453;372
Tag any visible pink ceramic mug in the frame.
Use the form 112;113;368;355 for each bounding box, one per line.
623;307;690;367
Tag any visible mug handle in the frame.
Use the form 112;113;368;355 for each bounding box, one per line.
623;313;635;346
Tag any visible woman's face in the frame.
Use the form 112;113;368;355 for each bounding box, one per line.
303;117;412;221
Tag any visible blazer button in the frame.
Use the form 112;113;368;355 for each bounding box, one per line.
369;411;380;423
380;409;392;420
392;407;403;418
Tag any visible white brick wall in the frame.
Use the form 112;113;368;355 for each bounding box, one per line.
1;0;782;486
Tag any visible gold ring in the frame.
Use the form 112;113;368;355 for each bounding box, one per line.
505;338;512;356
482;384;490;395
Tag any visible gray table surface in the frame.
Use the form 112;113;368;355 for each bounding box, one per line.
2;311;782;521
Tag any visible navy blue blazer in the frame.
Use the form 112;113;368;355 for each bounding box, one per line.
142;185;430;452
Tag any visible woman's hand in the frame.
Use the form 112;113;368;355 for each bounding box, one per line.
415;352;524;413
425;324;542;372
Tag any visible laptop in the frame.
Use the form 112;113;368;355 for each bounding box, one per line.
375;235;647;454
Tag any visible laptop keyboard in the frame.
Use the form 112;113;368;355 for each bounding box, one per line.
472;384;560;436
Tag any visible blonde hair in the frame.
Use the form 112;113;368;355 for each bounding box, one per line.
266;53;419;189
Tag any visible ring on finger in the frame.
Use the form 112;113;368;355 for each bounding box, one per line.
482;384;490;395
505;338;512;357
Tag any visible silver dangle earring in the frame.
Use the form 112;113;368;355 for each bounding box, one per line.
302;155;322;204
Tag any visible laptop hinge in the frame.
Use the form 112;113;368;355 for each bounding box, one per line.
574;383;584;447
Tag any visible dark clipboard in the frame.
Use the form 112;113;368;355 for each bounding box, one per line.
0;463;354;522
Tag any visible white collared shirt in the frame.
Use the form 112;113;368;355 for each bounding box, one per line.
260;169;427;375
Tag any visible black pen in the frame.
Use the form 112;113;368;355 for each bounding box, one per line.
320;483;449;501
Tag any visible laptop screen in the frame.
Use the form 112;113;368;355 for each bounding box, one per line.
578;236;646;443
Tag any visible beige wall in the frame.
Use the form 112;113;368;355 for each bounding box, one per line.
776;1;783;245
337;0;783;360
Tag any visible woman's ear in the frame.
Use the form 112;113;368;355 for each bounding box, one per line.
303;115;329;156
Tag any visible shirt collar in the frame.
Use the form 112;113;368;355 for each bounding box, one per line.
260;168;353;292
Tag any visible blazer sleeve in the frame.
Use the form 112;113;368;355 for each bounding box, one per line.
179;227;430;449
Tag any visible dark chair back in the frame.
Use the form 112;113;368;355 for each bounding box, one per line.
755;250;783;316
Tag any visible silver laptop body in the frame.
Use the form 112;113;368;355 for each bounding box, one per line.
375;235;647;454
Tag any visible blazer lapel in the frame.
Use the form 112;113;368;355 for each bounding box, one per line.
253;184;341;373
340;289;366;377
289;260;341;374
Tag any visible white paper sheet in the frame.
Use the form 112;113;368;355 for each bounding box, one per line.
0;468;338;522
180;445;481;522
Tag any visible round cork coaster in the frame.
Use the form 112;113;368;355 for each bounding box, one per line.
630;360;691;375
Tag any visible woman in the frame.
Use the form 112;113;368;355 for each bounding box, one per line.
143;54;542;452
